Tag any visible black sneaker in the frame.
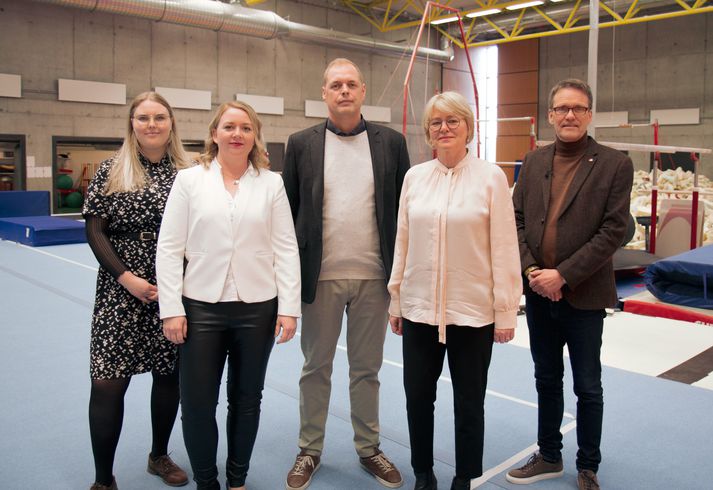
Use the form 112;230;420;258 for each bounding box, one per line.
506;452;564;484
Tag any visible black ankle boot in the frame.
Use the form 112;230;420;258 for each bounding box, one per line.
414;469;437;490
450;476;470;490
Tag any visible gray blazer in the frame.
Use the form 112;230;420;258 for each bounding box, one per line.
512;136;634;309
282;121;411;304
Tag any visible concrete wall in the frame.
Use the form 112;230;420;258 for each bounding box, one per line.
538;14;713;175
0;0;441;191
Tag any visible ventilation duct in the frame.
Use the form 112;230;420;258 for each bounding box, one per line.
29;0;453;62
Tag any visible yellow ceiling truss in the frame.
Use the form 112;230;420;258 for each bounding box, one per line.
341;0;713;48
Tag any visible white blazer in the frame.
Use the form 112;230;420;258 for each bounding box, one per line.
156;160;301;319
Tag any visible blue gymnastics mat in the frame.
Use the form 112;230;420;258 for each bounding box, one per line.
0;216;86;246
0;191;50;218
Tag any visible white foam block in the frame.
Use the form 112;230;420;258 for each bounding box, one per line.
58;79;126;105
235;94;284;115
155;87;212;111
0;74;21;98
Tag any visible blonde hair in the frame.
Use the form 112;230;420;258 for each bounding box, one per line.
199;101;269;171
422;91;475;147
322;58;365;86
105;91;191;194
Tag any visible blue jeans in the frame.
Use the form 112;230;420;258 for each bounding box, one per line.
525;292;605;472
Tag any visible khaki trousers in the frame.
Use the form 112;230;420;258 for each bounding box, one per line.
298;279;389;457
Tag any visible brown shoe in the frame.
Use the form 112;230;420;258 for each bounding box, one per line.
359;450;403;488
578;470;601;490
286;450;321;490
90;476;118;490
147;453;189;487
506;452;563;484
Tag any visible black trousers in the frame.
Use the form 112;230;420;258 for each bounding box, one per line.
402;318;494;479
180;296;277;489
525;293;605;472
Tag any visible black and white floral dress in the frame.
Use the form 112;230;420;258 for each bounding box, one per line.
83;154;178;379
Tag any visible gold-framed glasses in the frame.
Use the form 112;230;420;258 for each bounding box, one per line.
133;114;171;125
551;106;590;116
429;117;461;132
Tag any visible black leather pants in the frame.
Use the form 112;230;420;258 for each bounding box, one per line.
180;296;277;489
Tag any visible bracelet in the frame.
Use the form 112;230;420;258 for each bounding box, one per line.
523;265;540;278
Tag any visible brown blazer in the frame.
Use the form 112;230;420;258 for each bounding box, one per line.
512;136;634;309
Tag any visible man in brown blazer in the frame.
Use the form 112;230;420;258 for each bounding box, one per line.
507;79;633;490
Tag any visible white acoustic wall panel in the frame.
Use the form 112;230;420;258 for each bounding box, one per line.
0;74;21;98
156;87;212;110
650;108;700;126
362;106;391;123
593;111;628;128
235;94;284;115
58;79;126;105
305;100;329;118
305;100;391;123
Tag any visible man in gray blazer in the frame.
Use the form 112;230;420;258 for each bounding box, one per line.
507;79;633;490
282;58;410;490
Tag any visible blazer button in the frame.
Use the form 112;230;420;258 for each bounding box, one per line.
535;244;539;249
541;218;545;223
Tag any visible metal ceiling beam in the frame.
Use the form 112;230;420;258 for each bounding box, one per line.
342;0;713;47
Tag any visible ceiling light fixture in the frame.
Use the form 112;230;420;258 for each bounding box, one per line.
430;15;460;25
465;8;502;18
505;0;545;10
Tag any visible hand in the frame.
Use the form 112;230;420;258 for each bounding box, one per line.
529;268;565;301
118;271;158;304
494;328;515;344
163;316;187;344
275;315;297;344
389;315;403;336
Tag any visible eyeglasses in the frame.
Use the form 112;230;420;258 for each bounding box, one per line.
550;106;590;116
429;117;461;132
133;114;171;125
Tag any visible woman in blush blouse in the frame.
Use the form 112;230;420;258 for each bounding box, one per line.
156;101;301;490
388;91;522;490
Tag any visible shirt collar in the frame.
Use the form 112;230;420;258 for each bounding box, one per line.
326;116;366;136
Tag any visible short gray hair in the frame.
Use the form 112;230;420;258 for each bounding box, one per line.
548;78;593;109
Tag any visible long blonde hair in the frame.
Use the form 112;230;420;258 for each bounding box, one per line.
199;101;269;171
105;91;191;194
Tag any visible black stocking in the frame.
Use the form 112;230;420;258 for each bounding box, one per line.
150;369;180;459
89;377;131;486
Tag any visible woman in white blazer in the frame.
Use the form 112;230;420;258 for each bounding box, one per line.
156;101;301;490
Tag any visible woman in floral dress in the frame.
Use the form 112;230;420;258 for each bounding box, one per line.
83;92;192;490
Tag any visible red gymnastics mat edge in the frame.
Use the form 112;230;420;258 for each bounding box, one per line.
623;299;713;327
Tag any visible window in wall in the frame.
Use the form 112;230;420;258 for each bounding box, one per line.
473;45;498;162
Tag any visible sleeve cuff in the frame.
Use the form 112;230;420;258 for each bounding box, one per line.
494;309;518;330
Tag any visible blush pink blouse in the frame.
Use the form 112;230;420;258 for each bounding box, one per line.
388;152;522;343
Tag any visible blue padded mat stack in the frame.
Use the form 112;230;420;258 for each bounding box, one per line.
0;191;86;246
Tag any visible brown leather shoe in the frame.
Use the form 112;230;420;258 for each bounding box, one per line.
285;450;321;490
359;450;403;488
90;476;118;490
147;454;189;487
578;470;601;490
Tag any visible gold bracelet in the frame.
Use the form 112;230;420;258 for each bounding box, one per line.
524;265;540;278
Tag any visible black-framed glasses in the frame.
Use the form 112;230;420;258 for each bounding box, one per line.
429;117;461;131
550;106;590;116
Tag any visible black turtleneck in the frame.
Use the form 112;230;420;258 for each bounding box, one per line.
541;134;589;268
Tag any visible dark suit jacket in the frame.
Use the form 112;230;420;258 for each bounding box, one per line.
512;136;634;309
282;121;411;304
